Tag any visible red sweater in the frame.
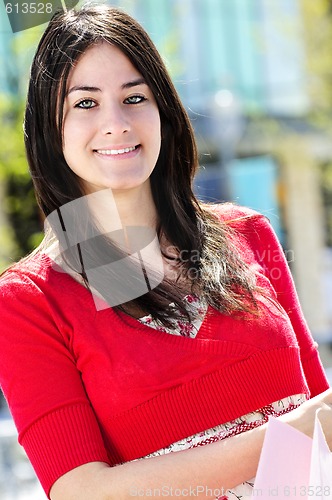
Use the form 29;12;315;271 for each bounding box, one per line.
0;205;329;497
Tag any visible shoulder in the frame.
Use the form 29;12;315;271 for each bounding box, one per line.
204;202;280;249
0;251;78;305
0;251;91;341
0;250;99;320
0;254;59;320
206;202;267;227
0;252;52;290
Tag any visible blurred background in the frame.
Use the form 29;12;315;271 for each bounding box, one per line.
1;0;332;497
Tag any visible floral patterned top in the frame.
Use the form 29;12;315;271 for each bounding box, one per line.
138;295;308;500
139;294;208;338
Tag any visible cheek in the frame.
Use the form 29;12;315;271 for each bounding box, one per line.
146;111;162;148
62;123;84;168
63;118;89;150
141;106;161;132
62;116;75;147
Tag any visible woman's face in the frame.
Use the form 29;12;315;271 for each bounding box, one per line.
62;42;161;195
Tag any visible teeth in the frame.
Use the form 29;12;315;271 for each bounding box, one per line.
96;146;136;155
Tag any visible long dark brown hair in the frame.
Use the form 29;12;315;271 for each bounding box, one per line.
24;4;260;325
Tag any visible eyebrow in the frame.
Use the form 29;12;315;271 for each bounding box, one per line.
66;78;147;96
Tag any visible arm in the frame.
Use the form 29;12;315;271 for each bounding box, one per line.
0;268;111;496
247;213;329;395
50;388;332;500
50;422;267;500
219;204;329;395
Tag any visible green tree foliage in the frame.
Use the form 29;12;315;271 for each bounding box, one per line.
0;96;42;272
301;0;332;127
0;26;44;271
320;161;332;246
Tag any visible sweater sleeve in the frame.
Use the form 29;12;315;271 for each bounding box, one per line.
247;213;330;397
0;270;111;497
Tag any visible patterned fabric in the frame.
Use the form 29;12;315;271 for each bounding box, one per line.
138;297;308;500
139;294;207;338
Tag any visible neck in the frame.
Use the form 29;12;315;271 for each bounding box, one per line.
112;182;158;229
84;181;158;237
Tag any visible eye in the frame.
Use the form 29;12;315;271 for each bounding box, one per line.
75;99;96;109
124;95;147;105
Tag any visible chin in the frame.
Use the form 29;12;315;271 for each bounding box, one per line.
84;172;152;194
110;177;152;193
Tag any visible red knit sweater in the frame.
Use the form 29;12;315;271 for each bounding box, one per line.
0;205;329;497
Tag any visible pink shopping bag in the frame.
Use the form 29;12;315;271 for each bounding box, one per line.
252;412;332;499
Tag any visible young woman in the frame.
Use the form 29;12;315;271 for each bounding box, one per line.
0;4;331;500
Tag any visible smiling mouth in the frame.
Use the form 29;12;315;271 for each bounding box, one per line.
94;145;140;156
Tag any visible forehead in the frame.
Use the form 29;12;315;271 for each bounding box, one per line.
66;42;142;88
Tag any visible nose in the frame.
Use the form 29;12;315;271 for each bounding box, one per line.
100;104;130;135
